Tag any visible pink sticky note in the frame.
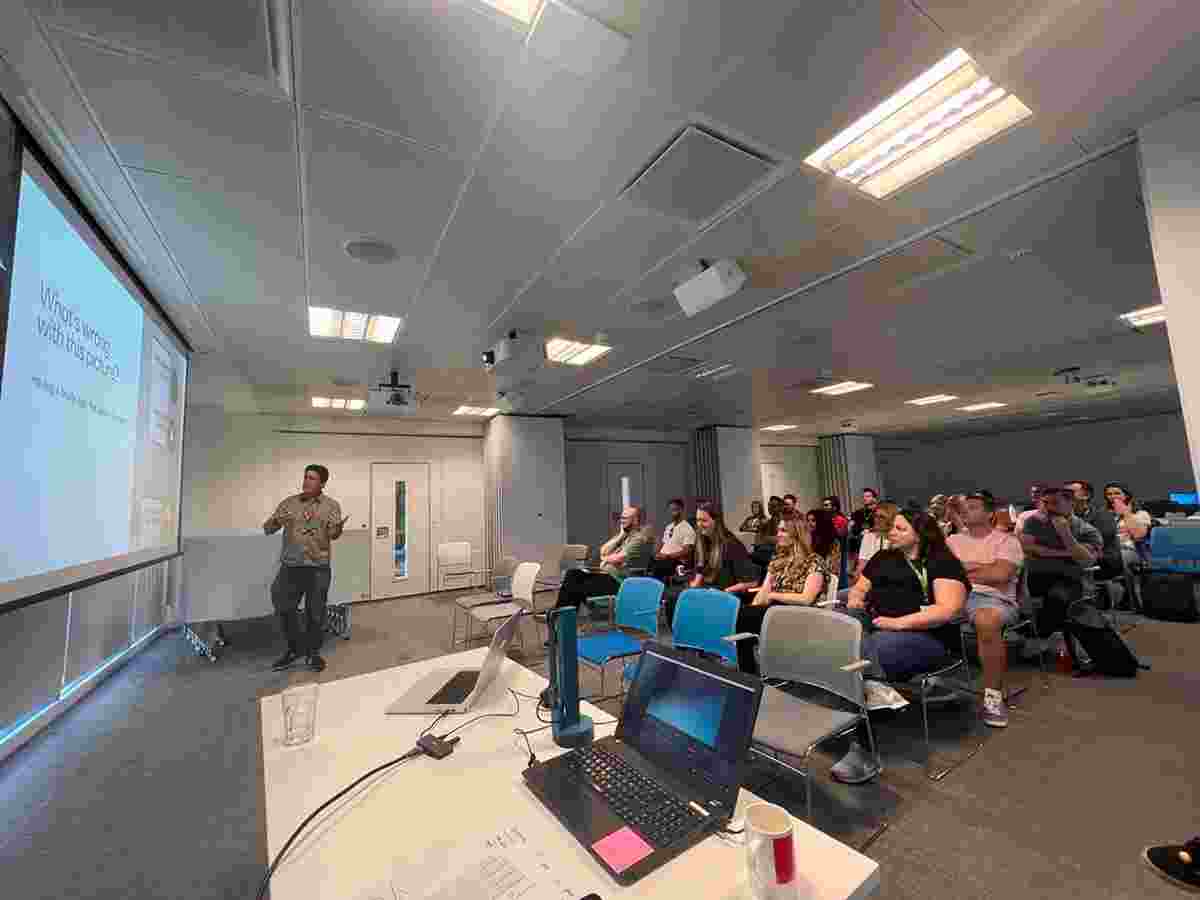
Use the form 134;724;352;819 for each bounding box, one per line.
592;826;654;874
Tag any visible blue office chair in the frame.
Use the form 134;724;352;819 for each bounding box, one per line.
576;577;663;697
622;588;740;685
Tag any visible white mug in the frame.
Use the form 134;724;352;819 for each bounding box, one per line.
745;802;797;900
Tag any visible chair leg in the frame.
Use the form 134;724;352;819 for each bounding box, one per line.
921;673;987;782
804;751;813;824
449;607;458;651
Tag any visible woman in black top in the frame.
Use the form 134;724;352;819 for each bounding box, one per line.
664;502;759;625
828;509;968;786
844;509;968;680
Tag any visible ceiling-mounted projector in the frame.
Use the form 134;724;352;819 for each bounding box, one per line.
367;370;418;415
673;258;747;317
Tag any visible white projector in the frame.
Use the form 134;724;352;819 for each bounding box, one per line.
673;259;747;317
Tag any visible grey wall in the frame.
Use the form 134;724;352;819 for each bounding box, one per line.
877;412;1194;505
565;432;692;552
486;416;567;572
758;443;821;511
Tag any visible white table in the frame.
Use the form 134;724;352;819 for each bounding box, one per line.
258;648;881;900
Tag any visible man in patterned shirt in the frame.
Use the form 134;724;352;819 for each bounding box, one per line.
264;464;350;672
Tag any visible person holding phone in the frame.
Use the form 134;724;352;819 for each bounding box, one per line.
264;464;350;672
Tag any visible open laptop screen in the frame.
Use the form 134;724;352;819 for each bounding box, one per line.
618;646;759;799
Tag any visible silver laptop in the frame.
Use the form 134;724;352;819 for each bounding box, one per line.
385;610;523;715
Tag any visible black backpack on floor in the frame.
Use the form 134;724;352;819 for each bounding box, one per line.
1140;572;1200;623
1068;606;1145;678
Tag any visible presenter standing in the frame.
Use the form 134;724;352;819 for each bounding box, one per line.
263;465;349;672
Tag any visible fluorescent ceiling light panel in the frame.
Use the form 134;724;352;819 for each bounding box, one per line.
311;396;330;408
811;381;874;396
340;311;368;340
366;315;403;344
308;307;341;339
453;406;501;417
761;424;798;432
804;48;1033;198
347;398;365;411
481;0;541;24
545;338;612;366
906;393;960;406
330;398;347;409
1120;304;1166;327
958;401;1007;411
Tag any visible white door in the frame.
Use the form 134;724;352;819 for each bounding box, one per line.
371;463;430;600
761;462;788;507
606;462;644;534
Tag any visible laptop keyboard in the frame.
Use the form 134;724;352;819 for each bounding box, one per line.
426;670;479;705
560;745;706;848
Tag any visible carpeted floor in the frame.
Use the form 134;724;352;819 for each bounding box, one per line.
0;592;1195;900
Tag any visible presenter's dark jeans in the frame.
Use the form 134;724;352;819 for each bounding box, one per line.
272;565;331;655
556;570;621;610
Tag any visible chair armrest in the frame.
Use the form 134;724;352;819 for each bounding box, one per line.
840;660;872;672
722;632;758;643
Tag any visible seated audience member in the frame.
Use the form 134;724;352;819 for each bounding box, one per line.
1018;484;1102;670
556;506;653;609
944;494;966;536
850;488;880;553
781;494;799;520
738;500;769;535
830;509;968;783
822;495;849;537
750;499;782;568
650;498;696;581
805;509;843;573
733;518;834;674
853;502;898;583
947;491;1024;728
1023;483;1043;513
665;502;759;624
1104;482;1152;567
1069;480;1122;578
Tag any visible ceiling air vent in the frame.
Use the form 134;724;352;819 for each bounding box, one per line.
621;126;774;225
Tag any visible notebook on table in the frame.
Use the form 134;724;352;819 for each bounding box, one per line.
522;643;762;885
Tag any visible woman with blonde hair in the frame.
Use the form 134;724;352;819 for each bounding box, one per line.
732;516;834;674
852;501;898;583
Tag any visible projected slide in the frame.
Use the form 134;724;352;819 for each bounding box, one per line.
0;155;187;602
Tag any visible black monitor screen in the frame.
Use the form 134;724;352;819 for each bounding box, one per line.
618;648;758;797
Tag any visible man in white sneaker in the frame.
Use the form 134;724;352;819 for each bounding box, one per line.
948;490;1024;727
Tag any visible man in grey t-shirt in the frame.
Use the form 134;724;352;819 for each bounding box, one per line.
1017;483;1102;670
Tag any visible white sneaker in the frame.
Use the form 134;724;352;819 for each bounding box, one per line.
982;688;1008;728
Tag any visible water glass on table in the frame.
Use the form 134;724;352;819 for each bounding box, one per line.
282;681;319;746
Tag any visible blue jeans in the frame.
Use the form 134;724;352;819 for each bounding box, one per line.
833;605;953;682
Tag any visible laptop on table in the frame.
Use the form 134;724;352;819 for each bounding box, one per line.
522;643;763;885
385;610;522;715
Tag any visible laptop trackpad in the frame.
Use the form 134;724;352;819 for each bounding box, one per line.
539;769;627;845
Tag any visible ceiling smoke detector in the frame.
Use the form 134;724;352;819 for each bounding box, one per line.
344;238;399;264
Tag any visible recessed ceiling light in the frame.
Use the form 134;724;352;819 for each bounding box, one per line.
957;401;1007;412
1119;304;1166;328
811;381;874;396
308;306;404;344
453;405;501;417
761;424;798;432
347;398;365;411
545;338;612;366
480;0;542;25
343;237;398;264
330;398;347;409
906;393;959;406
804;48;1033;198
311;396;330;408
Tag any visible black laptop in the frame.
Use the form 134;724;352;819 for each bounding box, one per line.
522;643;763;885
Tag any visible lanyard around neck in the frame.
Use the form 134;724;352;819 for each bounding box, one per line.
905;556;928;596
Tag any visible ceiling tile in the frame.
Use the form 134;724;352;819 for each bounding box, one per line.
698;1;952;161
58;36;296;188
129;169;302;311
53;0;274;79
296;0;525;159
304;113;465;314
